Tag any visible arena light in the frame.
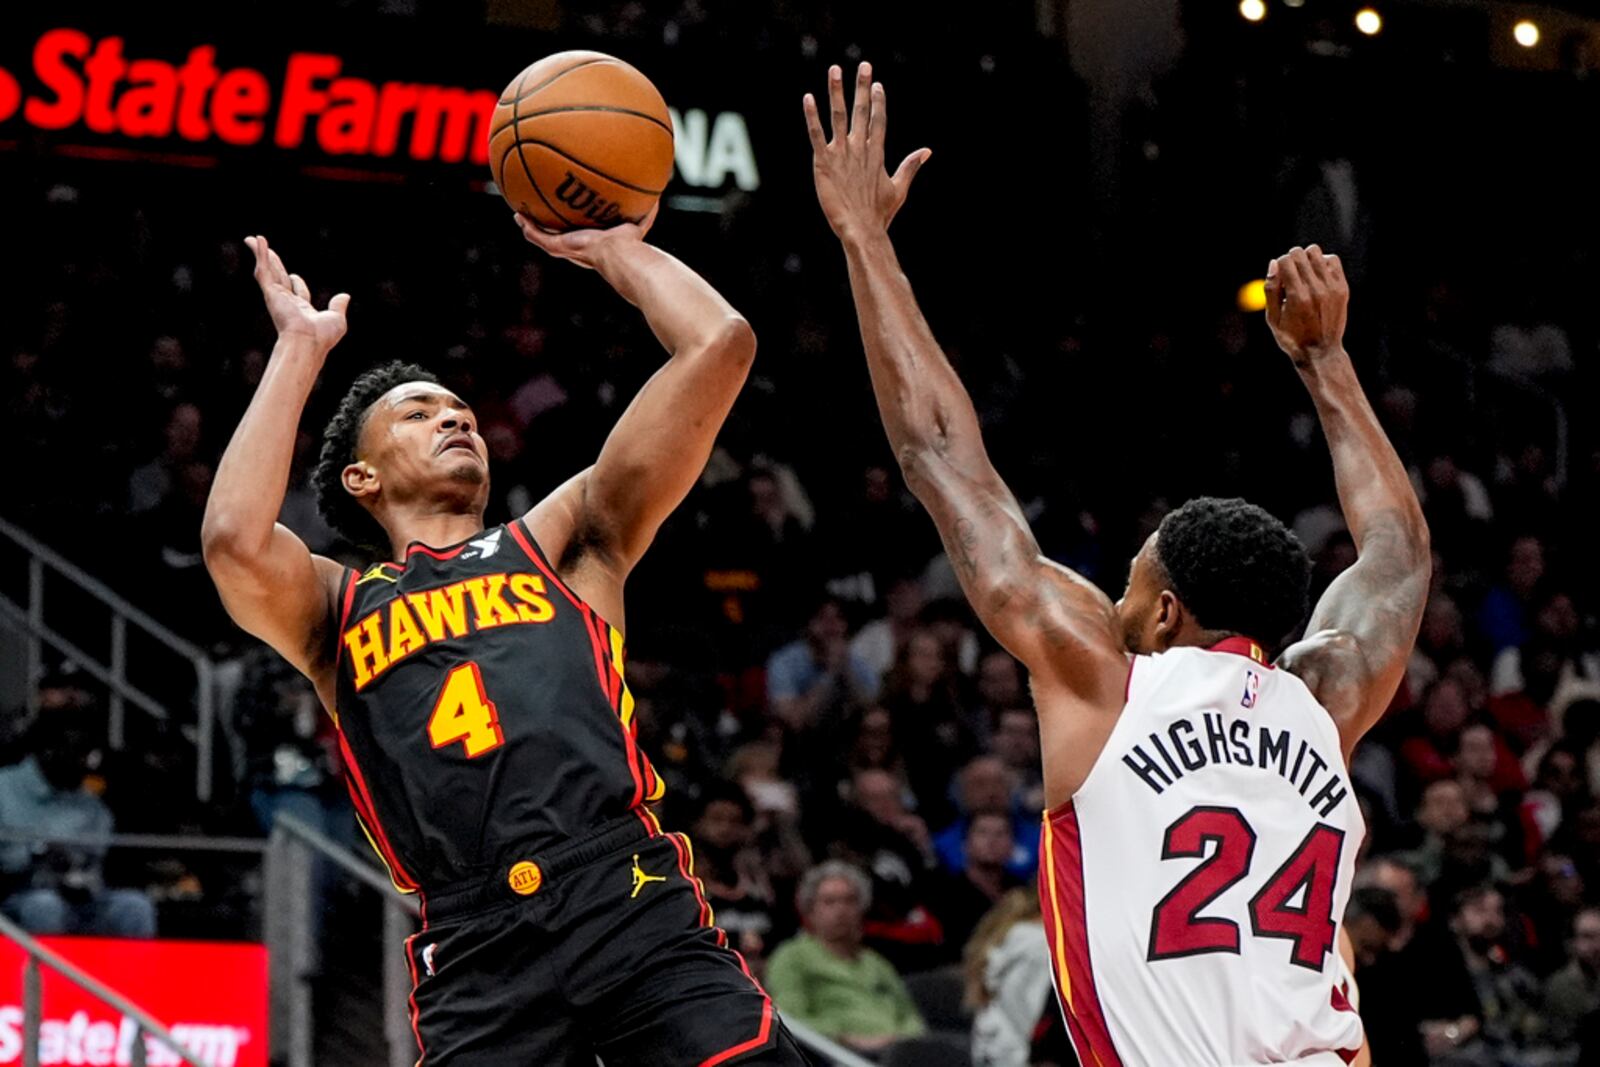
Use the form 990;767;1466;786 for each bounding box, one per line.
1283;0;1305;7
1355;8;1382;35
1238;279;1268;313
1239;0;1267;23
1514;20;1540;48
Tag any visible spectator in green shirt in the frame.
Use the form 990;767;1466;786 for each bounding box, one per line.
766;860;926;1055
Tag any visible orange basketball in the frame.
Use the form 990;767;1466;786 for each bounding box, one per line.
488;52;674;233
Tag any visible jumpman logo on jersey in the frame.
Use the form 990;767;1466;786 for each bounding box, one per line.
630;854;666;899
461;528;503;561
356;564;399;585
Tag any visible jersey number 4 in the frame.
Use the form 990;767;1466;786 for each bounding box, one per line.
427;663;505;758
1147;805;1344;971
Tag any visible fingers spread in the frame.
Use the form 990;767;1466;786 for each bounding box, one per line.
803;94;829;153
868;82;887;160
850;62;872;141
828;65;847;145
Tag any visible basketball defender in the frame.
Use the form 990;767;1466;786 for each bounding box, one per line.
203;217;808;1064
805;64;1427;1065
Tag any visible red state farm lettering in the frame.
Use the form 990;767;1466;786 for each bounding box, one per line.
13;29;494;164
23;28;270;142
343;572;557;690
276;52;495;163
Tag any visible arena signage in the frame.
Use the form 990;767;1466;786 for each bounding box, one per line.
0;936;266;1067
0;28;759;189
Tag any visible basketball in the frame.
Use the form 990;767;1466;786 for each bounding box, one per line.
488;51;675;233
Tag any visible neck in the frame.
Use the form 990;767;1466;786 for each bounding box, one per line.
382;506;485;561
817;933;860;959
967;863;1005;896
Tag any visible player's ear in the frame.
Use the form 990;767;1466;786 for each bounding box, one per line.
1154;590;1182;649
343;461;380;501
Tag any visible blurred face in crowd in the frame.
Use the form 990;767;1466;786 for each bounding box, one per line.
1574;910;1600;970
961;757;1015;816
1422;679;1470;738
1368;859;1424;926
808;876;865;947
854;708;896;768
885;578;924;625
164;402;202;461
1536;593;1580;643
1418;779;1470;837
1508;537;1545;598
1542;854;1585;908
993;708;1040;771
978;652;1024;710
807;600;849;652
1344;911;1391;968
1538;749;1583;798
694;799;751;853
1420;594;1465;655
1455;724;1498;783
348;383;489;523
904;631;945;688
965;812;1013;871
1453;889;1506;950
852;769;906;827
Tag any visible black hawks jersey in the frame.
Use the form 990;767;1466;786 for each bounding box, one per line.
331;518;664;893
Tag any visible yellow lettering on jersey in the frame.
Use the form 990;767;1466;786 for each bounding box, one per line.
507;574;556;623
387;598;427;661
407;584;470;642
465;575;521;630
344;614;390;690
344;573;559;690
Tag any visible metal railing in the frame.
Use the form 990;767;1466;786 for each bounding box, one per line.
266;813;420;1067
0;911;213;1067
0;515;220;801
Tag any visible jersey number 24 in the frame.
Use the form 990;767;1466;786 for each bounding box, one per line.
1147;805;1344;971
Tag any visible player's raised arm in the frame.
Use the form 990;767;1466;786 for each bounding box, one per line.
1269;246;1430;753
803;62;1125;706
201;236;349;680
513;210;756;579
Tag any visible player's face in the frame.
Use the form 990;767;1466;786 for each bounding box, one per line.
348;382;491;518
1117;534;1177;655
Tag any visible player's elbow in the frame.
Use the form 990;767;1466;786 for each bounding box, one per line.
200;511;263;573
707;314;756;370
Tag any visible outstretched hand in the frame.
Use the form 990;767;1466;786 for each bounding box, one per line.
244;235;350;351
1264;245;1349;366
803;62;931;241
512;203;658;271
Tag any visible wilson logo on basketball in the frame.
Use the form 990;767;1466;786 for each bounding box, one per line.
554;172;624;225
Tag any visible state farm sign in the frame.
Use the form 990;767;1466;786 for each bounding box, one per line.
0;937;266;1067
0;27;762;190
2;28;496;164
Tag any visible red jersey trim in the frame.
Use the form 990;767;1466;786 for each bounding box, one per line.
1208;636;1274;668
1040;805;1126;1067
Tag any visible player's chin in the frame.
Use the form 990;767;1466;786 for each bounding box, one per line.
441;454;487;486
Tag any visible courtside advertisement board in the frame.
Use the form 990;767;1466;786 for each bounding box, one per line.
0;937;266;1067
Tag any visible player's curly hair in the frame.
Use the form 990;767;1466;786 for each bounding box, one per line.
314;360;439;551
1154;496;1312;651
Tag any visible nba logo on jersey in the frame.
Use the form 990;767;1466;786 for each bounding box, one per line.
1241;670;1261;709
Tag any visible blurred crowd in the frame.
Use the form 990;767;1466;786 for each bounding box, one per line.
6;3;1600;1065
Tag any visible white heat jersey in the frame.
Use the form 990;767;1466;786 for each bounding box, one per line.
1039;638;1365;1067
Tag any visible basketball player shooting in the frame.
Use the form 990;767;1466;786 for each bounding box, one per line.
805;63;1428;1066
202;217;807;1064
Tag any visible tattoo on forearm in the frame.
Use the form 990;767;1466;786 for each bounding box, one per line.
954;518;980;580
